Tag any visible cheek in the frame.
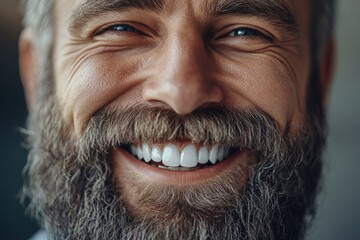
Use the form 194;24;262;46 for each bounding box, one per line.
218;53;308;133
56;52;146;134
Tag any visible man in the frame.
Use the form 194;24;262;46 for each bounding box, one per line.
19;0;336;239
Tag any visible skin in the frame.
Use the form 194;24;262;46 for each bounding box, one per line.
20;0;334;218
53;0;309;135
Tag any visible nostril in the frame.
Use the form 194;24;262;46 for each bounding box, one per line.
143;80;224;115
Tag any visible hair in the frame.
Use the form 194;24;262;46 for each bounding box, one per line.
22;0;52;59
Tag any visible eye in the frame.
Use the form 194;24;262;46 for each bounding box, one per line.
227;27;274;42
111;24;138;33
95;23;140;36
229;28;259;37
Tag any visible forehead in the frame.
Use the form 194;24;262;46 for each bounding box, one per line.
65;0;297;13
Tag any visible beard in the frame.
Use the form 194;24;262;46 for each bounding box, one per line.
21;76;325;240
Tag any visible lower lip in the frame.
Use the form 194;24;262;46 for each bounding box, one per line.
113;147;248;186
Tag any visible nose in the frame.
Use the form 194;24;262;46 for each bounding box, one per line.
142;31;223;115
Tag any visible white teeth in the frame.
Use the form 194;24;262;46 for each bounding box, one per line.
162;144;180;167
129;143;232;168
151;146;162;162
131;145;137;156
136;147;144;160
180;144;198;168
198;146;209;164
209;144;219;164
142;143;151;163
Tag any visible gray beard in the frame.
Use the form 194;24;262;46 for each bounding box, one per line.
21;91;325;240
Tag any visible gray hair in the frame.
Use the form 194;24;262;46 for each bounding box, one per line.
22;0;52;60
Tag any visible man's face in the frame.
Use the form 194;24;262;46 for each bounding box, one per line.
55;0;309;195
22;0;328;239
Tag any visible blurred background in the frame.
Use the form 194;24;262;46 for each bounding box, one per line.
0;0;359;239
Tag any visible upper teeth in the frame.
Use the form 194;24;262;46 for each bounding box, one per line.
129;143;231;168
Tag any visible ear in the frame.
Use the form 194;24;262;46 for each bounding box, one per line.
19;28;38;111
319;38;336;107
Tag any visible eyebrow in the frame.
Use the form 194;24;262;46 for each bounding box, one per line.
69;0;298;34
208;0;298;33
69;0;165;30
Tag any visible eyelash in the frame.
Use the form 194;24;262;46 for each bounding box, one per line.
95;23;140;36
227;27;274;42
99;24;273;42
111;24;138;32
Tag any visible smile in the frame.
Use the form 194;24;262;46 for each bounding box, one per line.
126;143;237;171
115;142;247;186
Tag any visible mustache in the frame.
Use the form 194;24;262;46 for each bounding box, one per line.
80;104;287;157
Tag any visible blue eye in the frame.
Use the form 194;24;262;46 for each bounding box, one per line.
229;28;259;37
228;27;273;42
94;23;147;37
111;24;137;32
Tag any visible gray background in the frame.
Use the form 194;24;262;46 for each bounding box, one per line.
308;1;360;239
0;0;359;239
